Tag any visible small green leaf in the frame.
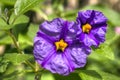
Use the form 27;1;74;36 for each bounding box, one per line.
17;24;39;49
9;13;29;26
98;71;120;80
27;23;39;41
19;34;33;49
41;71;55;80
0;59;8;73
48;14;58;21
54;72;81;80
0;18;21;30
3;53;33;65
0;35;12;45
93;44;114;60
0;0;16;5
106;24;116;44
0;63;8;73
76;70;120;80
78;70;102;80
9;13;29;40
0;18;10;30
14;0;44;15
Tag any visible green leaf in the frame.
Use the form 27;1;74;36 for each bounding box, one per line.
0;18;10;30
48;14;58;21
92;44;114;60
19;34;33;49
0;59;8;73
78;70;102;80
41;71;55;80
0;0;16;5
0;25;13;30
0;19;6;28
0;62;8;73
98;71;120;80
54;73;81;80
0;35;12;45
9;13;29;40
9;13;29;26
2;64;19;80
14;0;44;15
27;23;39;41
76;70;120;80
26;74;35;80
106;24;115;44
0;15;29;30
18;24;39;49
3;53;33;65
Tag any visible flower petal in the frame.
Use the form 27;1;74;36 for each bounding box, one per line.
92;24;107;43
77;10;107;25
43;53;70;75
65;22;82;42
78;32;99;47
40;18;64;40
91;10;107;26
65;42;91;68
33;36;55;64
77;10;93;24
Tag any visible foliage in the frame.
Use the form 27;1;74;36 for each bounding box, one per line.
0;0;120;80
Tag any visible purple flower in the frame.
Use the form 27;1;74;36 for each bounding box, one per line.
76;10;108;47
33;18;91;75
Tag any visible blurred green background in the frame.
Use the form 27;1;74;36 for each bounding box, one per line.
0;0;120;80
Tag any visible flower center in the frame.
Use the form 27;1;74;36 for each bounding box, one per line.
55;39;68;52
82;23;92;33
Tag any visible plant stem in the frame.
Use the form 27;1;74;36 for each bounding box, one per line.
7;30;23;54
25;60;35;70
34;69;44;80
34;72;42;80
6;13;43;80
6;30;35;71
35;62;39;72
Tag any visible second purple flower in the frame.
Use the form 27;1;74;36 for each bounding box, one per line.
76;10;108;47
